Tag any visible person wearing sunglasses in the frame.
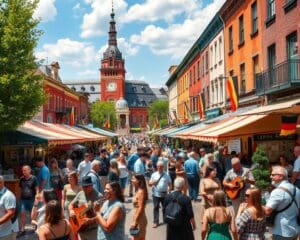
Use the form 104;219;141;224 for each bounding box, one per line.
264;166;300;240
236;187;266;239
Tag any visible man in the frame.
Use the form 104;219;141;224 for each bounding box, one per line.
96;149;110;190
69;176;103;240
291;146;300;188
219;146;232;173
265;166;300;240
134;152;148;176
35;157;50;192
18;165;38;235
86;160;103;194
0;175;16;240
198;148;206;168
62;158;76;184
164;177;195;240
78;153;92;181
150;146;161;170
127;147;143;197
184;151;200;201
149;160;171;228
223;157;254;215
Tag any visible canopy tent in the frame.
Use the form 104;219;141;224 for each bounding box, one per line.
176;114;281;143
79;125;118;137
4;120;107;145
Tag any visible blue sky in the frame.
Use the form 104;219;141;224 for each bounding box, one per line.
35;0;225;87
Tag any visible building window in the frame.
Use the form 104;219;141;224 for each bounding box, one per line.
251;2;258;35
193;66;196;83
268;44;276;85
286;32;298;80
214;42;217;66
229;26;233;53
253;55;259;88
240;63;246;94
197;61;200;80
267;0;275;18
202;55;205;76
219;37;222;62
81;86;85;92
90;86;95;92
189;69;192;85
139;115;143;124
210;46;213;69
239;14;244;45
205;51;209;72
71;87;76;91
132;86;137;92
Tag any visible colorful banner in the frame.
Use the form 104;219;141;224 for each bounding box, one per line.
199;92;205;119
280;115;298;136
70;107;75;126
226;76;239;111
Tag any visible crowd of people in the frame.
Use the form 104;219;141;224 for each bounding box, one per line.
0;138;300;240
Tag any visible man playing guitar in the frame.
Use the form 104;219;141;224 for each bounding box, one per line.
69;176;103;240
223;157;255;216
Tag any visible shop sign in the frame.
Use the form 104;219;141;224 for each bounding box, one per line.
254;133;298;141
205;108;222;120
228;138;241;154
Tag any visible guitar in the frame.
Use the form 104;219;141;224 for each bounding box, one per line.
69;198;106;233
225;167;253;200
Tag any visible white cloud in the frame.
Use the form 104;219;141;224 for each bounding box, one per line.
78;69;98;77
72;3;84;18
33;0;57;22
121;0;197;23
98;37;139;58
35;38;99;67
126;72;145;81
130;0;225;59
80;0;128;38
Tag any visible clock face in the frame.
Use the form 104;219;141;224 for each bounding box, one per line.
107;82;117;92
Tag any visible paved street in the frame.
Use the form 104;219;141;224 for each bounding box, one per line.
123;187;202;240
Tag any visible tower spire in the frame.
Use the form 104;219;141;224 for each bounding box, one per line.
108;0;117;46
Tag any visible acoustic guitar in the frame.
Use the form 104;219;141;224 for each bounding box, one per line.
225;168;253;200
225;176;245;200
69;198;105;233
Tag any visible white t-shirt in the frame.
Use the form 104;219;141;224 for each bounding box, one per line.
293;156;300;180
77;160;91;180
0;187;16;238
118;162;128;179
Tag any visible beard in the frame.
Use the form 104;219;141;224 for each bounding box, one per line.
272;181;280;187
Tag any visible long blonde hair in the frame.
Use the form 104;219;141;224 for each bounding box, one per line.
247;188;264;219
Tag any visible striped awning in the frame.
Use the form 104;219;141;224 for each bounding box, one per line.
17;120;106;145
176;114;281;143
79;125;118;137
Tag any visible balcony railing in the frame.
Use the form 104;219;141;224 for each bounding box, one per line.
255;59;300;96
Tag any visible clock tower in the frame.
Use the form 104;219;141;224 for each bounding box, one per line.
100;6;125;101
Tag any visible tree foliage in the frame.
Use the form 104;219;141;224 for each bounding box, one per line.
0;0;44;131
90;101;116;129
148;100;169;128
252;146;271;189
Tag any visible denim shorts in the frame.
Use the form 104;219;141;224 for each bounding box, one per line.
20;198;34;212
119;177;128;189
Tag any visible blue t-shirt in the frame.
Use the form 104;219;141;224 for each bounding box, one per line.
38;165;50;190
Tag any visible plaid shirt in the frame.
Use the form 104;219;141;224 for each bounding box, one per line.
236;209;266;240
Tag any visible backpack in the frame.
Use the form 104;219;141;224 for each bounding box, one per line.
165;193;184;226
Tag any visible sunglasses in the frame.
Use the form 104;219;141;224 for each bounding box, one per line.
271;173;282;176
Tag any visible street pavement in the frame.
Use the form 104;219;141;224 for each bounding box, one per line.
123;188;202;240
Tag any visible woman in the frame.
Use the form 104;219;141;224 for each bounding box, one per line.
61;171;81;219
279;155;293;179
96;181;126;240
117;153;128;193
201;153;214;177
130;174;148;240
167;155;176;190
108;160;120;183
49;158;64;199
31;189;59;232
175;154;187;194
201;190;238;240
236;188;266;240
38;200;74;240
199;166;221;222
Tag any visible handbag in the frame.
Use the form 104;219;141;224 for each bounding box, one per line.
266;186;296;227
129;227;139;236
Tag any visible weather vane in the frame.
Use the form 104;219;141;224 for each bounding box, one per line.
112;0;114;13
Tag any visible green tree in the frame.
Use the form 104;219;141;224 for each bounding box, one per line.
252;146;271;189
0;0;44;132
90;101;116;129
148;100;169;128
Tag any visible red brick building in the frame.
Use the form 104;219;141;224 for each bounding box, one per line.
35;62;89;125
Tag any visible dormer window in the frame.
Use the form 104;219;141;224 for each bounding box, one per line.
141;86;146;93
71;87;76;91
109;59;113;66
90;86;95;92
81;86;85;92
132;86;137;92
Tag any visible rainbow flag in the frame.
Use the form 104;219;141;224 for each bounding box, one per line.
226;76;239;111
199;92;205;119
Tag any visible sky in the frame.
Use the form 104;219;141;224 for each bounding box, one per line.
35;0;225;87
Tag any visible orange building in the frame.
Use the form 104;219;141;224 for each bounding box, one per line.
220;0;263;107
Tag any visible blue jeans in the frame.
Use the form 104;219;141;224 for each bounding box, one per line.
187;175;200;200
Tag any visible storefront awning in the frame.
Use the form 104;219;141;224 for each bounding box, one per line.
240;98;300;115
14;120;106;145
152;126;176;136
162;125;190;137
79;125;118;137
177;114;281;143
